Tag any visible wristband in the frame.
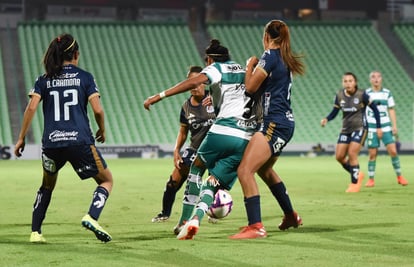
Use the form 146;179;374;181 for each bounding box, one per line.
159;91;166;99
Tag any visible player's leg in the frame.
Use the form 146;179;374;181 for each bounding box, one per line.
345;141;364;192
335;134;351;173
177;179;218;240
30;150;64;243
258;159;302;230
153;149;193;222
366;131;379;187
72;145;113;242
231;132;269;239
175;155;205;233
383;133;408;185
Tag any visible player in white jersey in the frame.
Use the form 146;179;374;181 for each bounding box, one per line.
144;39;261;239
365;71;408;187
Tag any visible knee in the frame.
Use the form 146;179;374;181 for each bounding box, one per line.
335;155;343;163
237;164;250;182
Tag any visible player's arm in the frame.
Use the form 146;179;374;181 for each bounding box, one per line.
174;124;189;169
89;94;106;143
363;92;381;129
365;92;383;139
388;108;398;135
244;56;267;95
321;95;340;127
14;94;41;157
144;73;209;110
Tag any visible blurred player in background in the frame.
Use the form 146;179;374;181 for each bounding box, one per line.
365;71;408;187
321;72;382;193
230;20;304;239
14;33;113;243
144;39;262;240
151;66;216;223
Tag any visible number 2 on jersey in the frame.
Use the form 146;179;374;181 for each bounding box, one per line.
49;89;78;121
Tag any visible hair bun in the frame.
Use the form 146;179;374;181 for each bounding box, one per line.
210;39;220;48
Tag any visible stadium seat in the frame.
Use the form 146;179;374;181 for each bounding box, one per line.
0;44;14;145
14;21;414;146
208;22;414;144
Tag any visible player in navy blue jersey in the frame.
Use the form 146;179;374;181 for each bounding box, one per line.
230;20;305;239
14;33;113;243
321;72;382;193
151;66;216;223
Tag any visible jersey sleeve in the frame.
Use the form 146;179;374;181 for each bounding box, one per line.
85;72;100;99
179;105;188;125
362;91;371;106
257;50;276;75
29;76;44;99
388;91;395;108
201;64;222;85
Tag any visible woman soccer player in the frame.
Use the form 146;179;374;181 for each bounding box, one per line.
230;20;305;239
14;33;114;243
321;72;382;193
151;66;216;223
365;70;408;187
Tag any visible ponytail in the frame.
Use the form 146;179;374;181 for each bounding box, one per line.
43;33;78;78
265;20;305;76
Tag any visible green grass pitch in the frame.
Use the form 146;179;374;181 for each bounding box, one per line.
0;155;413;267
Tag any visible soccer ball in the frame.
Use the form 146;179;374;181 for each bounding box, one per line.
206;189;233;219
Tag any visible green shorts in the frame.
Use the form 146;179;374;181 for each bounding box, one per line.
367;130;395;148
197;131;249;190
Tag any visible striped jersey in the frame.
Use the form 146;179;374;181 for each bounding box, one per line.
365;87;394;132
201;61;260;141
29;64;99;148
180;92;216;150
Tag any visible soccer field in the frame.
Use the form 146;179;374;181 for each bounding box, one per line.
0;155;413;267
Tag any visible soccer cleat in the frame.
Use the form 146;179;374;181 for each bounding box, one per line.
151;212;169;223
177;219;199;240
228;222;267;239
30;231;46;243
81;214;112;243
208;216;219;224
397;176;408;186
346;171;364;193
173;222;185;235
358;171;365;183
345;183;361;193
365;178;375;187
278;211;303;230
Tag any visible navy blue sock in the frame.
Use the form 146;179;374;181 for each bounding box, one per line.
350;165;359;184
269;182;293;214
162;176;178;217
88;186;109;220
244;195;261;225
32;187;52;233
342;161;351;173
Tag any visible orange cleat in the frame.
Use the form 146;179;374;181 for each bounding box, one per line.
357;171;365;184
365;178;375;187
229;222;267;239
397;176;408;186
346;182;361;193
